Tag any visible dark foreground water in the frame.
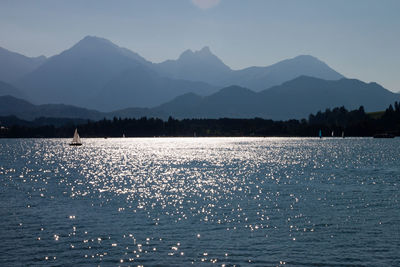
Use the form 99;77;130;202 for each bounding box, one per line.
0;137;399;266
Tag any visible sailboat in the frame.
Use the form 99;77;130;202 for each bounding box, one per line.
342;131;345;138
319;129;322;139
331;131;334;137
69;128;82;146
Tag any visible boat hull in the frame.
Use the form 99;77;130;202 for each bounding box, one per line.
69;143;82;146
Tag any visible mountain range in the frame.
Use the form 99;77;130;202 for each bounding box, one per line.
0;35;399;121
156;76;400;120
154;48;344;91
1;76;399;122
3;36;344;110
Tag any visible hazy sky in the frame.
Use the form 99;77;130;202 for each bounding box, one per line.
1;0;399;91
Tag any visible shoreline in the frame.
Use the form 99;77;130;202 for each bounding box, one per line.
0;136;395;139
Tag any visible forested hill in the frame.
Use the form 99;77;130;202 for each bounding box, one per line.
1;102;399;138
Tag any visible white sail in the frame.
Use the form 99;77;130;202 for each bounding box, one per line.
71;128;82;145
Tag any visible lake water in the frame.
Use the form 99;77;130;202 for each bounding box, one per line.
0;137;399;266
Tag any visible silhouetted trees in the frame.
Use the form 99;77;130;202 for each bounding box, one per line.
1;103;400;138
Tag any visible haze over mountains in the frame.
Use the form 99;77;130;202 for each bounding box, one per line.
0;81;26;99
156;76;400;120
0;95;102;121
155;46;233;86
4;36;344;107
0;47;46;83
0;35;399;121
155;48;344;91
1;76;399;121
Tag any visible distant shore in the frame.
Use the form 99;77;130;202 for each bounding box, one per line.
1;136;396;140
1;103;399;139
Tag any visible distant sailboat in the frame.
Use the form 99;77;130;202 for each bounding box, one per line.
123;133;126;138
331;131;334;137
342;131;345;138
319;129;322;138
69;128;82;146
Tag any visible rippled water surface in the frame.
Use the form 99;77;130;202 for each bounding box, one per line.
1;137;399;266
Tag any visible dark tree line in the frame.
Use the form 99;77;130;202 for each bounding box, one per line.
1;102;400;138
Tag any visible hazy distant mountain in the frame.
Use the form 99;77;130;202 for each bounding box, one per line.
154;86;257;119
155;46;233;85
0;95;104;121
0;47;46;83
15;36;217;111
0;95;36;116
155;77;400;120
15;36;148;108
7;35;397;118
0;95;167;121
95;65;216;111
0;115;90;128
0;81;26;98
155;48;343;91
2;77;399;122
225;55;344;91
259;76;399;119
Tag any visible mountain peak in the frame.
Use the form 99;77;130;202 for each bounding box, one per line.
155;46;232;84
81;35;112;43
290;55;327;65
293;54;318;60
176;46;231;72
180;49;195;58
199;46;211;53
273;54;344;80
61;35;150;65
65;36;121;56
73;35;117;50
217;85;255;96
179;46;218;60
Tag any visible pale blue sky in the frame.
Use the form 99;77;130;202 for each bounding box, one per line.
0;0;399;91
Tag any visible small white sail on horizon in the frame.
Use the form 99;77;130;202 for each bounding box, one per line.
70;128;82;146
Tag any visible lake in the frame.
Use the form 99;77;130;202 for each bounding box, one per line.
1;137;399;266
